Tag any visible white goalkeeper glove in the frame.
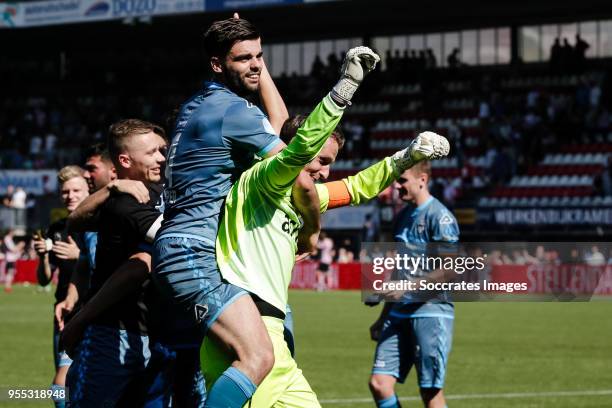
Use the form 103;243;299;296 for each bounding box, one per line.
392;131;450;173
331;46;380;106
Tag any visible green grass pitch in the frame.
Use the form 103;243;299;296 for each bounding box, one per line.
1;285;611;407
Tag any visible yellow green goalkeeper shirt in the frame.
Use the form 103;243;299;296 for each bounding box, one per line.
216;94;399;312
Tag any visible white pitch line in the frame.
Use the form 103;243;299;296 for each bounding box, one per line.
319;389;612;404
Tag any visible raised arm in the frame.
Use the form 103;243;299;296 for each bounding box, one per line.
259;61;289;136
253;46;379;194
318;131;451;211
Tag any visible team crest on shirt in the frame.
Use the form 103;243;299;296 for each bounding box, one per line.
439;213;454;225
194;304;209;323
417;222;426;234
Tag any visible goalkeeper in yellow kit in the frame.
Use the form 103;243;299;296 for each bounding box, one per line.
202;46;450;407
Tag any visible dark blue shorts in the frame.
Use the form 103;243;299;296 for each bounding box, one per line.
152;236;247;332
66;325;173;408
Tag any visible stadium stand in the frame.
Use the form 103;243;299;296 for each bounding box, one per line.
2;0;612;240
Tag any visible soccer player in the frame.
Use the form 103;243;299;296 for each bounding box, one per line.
368;161;460;408
66;128;207;407
63;119;173;407
54;144;117;320
152;16;328;407
33;165;92;408
83;142;117;193
201;104;449;406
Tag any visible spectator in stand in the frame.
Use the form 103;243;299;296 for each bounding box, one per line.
560;38;574;70
488;250;505;265
589;80;602;108
447;48;461;69
310;55;325;80
442;178;461;208
584;245;606;266
315;231;335;291
550;37;562;70
12;186;27;206
45;131;58;164
417;50;427;71
344;120;365;157
30;134;43;158
11;186;27;230
362;213;378;242
359;248;372;263
426;48;437;69
326;52;341;82
400;50;410;73
574;33;590;71
337;247;353;263
511;249;527;265
2;229;23;293
535;246;549;264
565;248;581;265
545;250;560;265
491;145;514;185
2;185;14;207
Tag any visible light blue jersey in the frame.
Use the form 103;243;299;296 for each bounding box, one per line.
157;81;281;245
372;196;459;389
390;196;459;319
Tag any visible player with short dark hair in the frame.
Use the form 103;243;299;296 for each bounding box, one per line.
368;160;460;408
152;16;294;407
83;143;116;193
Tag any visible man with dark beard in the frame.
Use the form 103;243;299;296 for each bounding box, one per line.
153;16;368;406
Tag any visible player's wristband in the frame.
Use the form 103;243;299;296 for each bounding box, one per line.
331;78;359;106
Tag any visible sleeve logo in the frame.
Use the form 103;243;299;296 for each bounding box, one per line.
439;213;454;225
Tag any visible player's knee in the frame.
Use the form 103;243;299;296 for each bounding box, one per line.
420;387;445;407
241;344;274;383
369;375;394;399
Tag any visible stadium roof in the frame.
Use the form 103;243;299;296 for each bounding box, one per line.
3;0;612;51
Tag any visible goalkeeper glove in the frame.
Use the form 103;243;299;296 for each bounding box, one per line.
392;131;450;173
331;46;380;106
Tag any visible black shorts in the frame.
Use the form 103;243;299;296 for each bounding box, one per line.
318;262;330;272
